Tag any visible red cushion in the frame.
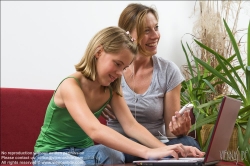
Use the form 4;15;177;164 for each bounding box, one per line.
1;88;108;165
98;115;107;125
1;88;54;164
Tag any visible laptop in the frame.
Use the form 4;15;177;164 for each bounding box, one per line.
133;96;242;166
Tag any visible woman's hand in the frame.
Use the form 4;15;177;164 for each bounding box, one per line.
145;144;205;160
168;111;191;136
172;144;205;157
101;104;117;120
181;145;205;157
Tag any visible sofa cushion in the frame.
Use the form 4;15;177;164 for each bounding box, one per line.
1;88;54;165
1;87;108;165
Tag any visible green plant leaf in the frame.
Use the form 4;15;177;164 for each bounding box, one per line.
239;105;250;116
187;42;201;82
181;41;195;79
237;123;250;165
223;19;244;70
201;79;216;93
216;55;247;93
193;56;231;85
190;113;217;132
193;46;246;104
237;124;244;150
243;116;250;148
196;99;222;109
210;54;237;75
246;66;250;104
204;63;241;83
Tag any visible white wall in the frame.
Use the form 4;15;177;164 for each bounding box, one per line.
1;1;249;89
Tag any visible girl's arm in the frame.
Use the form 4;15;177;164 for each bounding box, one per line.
58;78;185;159
164;84;191;137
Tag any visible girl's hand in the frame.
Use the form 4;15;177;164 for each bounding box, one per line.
169;111;191;136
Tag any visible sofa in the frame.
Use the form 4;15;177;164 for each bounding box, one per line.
1;88;107;166
1;87;243;166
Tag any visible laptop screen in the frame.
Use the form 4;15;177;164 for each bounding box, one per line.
204;96;241;163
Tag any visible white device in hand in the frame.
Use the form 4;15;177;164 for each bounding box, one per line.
179;103;193;115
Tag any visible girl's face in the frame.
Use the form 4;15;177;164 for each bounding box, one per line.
132;12;160;56
96;48;134;86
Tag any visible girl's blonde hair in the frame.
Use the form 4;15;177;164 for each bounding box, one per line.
118;3;159;57
75;26;137;96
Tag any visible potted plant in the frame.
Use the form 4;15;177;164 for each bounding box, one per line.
181;19;250;165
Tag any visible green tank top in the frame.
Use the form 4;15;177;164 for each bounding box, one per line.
34;77;112;152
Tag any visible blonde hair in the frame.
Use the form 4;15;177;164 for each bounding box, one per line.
75;26;137;96
118;3;159;57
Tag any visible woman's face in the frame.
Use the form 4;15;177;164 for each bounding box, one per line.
132;12;160;56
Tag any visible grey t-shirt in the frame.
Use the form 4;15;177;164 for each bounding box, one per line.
107;55;185;142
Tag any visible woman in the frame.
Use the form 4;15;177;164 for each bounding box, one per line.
104;3;201;163
33;26;204;166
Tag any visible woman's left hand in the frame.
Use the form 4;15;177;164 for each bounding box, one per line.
168;111;191;136
180;145;205;157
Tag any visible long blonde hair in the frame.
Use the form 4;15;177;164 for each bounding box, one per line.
118;3;159;57
75;26;137;95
